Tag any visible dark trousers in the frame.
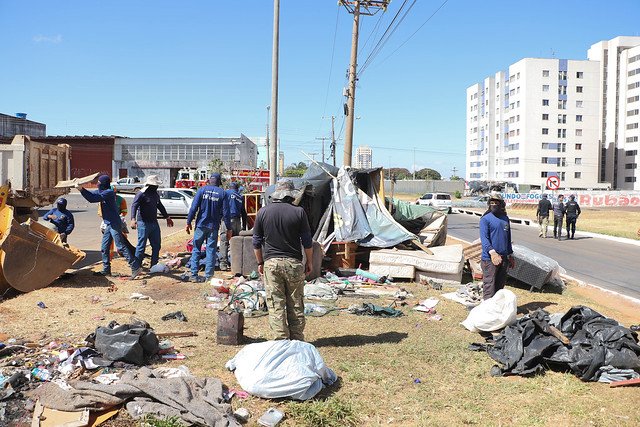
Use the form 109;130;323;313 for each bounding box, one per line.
553;216;564;238
481;259;509;300
566;216;577;238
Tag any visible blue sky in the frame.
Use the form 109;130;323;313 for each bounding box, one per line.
1;1;639;177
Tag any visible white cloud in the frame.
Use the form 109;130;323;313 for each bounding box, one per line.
33;34;62;44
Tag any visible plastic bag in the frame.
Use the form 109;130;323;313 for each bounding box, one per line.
461;289;517;332
93;321;159;365
149;263;169;274
225;340;337;400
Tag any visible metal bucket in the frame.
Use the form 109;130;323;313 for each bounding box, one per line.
216;310;244;345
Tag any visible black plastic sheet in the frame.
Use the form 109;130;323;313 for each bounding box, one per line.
484;306;640;381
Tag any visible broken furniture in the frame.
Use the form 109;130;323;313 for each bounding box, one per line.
508;244;564;291
370;244;464;283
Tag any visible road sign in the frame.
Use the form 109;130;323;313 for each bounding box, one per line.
546;176;560;190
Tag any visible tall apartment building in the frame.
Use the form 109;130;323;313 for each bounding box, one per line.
587;36;640;190
355;145;373;169
466;58;601;189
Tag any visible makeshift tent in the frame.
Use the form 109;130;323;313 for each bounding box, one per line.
390;199;447;247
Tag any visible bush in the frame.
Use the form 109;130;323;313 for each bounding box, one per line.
454;190;462;199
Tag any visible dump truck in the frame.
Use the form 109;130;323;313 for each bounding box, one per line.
0;135;72;222
0;136;86;294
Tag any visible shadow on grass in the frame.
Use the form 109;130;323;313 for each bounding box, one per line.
509;279;565;295
517;301;557;314
311;331;408;348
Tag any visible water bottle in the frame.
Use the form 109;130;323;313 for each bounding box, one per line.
31;367;52;382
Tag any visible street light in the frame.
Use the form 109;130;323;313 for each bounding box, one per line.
266;106;270;170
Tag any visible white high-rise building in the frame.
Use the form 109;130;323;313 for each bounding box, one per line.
588;36;640;190
355;145;373;168
466;58;602;189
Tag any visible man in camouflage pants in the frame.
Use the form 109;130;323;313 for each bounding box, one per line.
253;179;313;340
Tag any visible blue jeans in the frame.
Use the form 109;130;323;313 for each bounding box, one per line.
101;223;134;273
190;226;218;278
134;220;161;269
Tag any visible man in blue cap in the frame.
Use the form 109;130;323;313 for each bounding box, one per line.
76;175;140;278
43;197;75;243
218;181;247;270
185;173;231;282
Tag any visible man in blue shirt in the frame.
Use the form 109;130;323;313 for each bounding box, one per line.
77;175;139;278
185;173;231;282
219;181;248;270
479;192;514;300
44;197;75;243
130;175;174;272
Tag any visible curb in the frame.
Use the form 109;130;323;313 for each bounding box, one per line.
453;208;640;247
449;230;640;306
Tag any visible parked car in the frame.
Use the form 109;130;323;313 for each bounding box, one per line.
114;177;143;193
416;192;452;213
157;188;195;216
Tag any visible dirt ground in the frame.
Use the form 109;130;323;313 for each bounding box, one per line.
1;231;640;426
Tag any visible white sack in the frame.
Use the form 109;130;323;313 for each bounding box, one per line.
225;340;337;401
461;289;517;332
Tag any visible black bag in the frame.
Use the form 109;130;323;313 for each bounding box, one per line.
93;321;159;365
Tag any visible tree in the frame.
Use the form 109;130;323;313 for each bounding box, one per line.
416;168;442;180
283;162;307;178
388;167;411;180
450;175;463;181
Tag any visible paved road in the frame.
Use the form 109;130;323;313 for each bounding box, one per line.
447;211;640;301
38;193;187;269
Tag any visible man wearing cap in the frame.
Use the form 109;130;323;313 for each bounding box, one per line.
536;193;552;238
479;192;514;300
76;175;139;278
565;195;581;240
185;173;231;282
552;194;566;240
253;179;313;341
219;181;248;270
130;175;174;272
43;197;75;243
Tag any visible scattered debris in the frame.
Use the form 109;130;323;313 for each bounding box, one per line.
161;311;188;322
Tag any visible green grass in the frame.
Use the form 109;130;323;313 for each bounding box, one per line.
140;415;184;427
286;396;359;427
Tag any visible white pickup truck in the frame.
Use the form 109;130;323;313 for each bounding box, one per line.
114;177;143;193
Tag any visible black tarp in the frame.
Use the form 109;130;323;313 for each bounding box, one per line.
483;306;640;381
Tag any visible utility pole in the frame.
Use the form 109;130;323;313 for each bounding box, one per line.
315;137;331;162
340;1;388;167
265;105;270;170
269;0;280;185
330;115;336;166
451;166;458;178
413;147;416;180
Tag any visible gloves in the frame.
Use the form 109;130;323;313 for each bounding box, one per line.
489;249;502;266
508;255;515;269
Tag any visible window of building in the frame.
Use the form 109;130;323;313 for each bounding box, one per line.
575;143;582;150
576;86;583;93
542;143;550;149
628;109;640;116
543;84;549;92
542;113;549;120
559;71;567;80
542;128;549;135
575;172;582;179
517;100;520;107
629;82;640;90
627;136;639;143
543;99;549;106
510;89;515;96
576;129;582;136
558;114;566;123
543;70;550;77
627;123;639;130
576;115;583;122
576;100;583;108
558;100;567;109
558;85;567;95
625;150;638;156
625;177;637;183
558;143;566;152
575;158;582;165
557;129;567;138
628;68;640;77
625;163;638;169
628;95;640;103
517;115;520;121
577;71;583;78
541;172;549;178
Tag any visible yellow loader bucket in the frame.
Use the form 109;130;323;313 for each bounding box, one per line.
0;186;85;294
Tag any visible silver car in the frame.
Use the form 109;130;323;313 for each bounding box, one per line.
158;188;194;216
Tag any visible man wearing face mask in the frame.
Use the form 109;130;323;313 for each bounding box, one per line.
552;194;566;240
77;175;138;278
43;197;75;243
130;175;174;272
479;192;514;300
